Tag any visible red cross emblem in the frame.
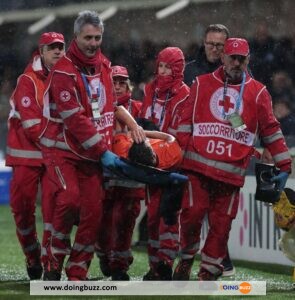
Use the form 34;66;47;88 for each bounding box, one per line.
60;91;70;102
219;95;234;113
21;96;31;107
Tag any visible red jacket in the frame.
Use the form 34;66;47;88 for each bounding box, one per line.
177;67;292;187
139;47;190;136
139;82;189;135
40;53;115;161
126;99;141;118
6;55;47;167
116;93;142;118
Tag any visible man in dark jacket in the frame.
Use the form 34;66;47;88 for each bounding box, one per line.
177;24;235;279
184;24;229;86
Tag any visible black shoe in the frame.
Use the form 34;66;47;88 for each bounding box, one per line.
43;261;62;281
143;268;160;280
111;270;130;281
43;270;62;281
197;268;220;281
156;261;172;280
99;257;111;277
221;255;235;277
172;258;194;280
26;260;43;280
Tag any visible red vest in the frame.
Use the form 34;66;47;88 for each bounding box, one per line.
178;67;291;186
139;82;189;135
124;99;142;118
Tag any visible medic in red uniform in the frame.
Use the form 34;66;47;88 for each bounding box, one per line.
176;38;292;280
139;47;190;280
96;66;145;281
39;12;117;281
6;32;65;280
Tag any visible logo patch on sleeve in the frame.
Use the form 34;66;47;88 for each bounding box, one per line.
60;90;71;102
21;96;31;107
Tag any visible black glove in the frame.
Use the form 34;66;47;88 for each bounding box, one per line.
255;163;281;203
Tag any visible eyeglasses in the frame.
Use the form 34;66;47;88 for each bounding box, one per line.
204;41;224;50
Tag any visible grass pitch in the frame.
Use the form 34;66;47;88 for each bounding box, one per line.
0;204;294;299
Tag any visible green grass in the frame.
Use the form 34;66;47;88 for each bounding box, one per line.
0;204;294;299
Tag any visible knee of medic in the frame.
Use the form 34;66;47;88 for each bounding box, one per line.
194;206;208;221
209;216;232;236
58;188;80;210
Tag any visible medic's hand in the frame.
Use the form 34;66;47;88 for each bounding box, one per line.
270;171;289;193
100;150;119;170
261;148;273;164
130;125;146;144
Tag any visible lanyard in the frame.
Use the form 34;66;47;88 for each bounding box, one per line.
81;73;100;101
222;72;246;119
151;91;170;128
81;73;101;120
127;98;132;115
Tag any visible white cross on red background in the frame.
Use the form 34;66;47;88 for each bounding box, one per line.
21;96;31;107
60;91;70;102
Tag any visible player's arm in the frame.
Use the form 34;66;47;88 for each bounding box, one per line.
115;105;145;143
145;130;175;143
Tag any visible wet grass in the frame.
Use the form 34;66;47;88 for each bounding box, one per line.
0;204;294;299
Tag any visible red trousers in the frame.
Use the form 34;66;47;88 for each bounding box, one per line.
146;186;179;269
179;172;240;275
43;154;103;280
10;165;46;264
97;184;143;272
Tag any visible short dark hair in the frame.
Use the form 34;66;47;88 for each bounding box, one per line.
205;24;230;39
128;142;157;167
